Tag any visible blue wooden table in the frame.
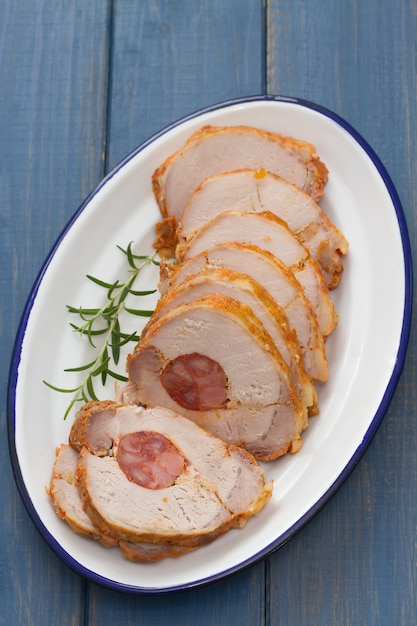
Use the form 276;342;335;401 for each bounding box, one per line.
1;1;416;624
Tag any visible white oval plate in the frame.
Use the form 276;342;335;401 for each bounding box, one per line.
8;96;412;594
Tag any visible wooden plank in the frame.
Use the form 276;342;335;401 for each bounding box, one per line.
106;0;266;169
88;567;264;626
87;0;267;622
266;1;417;624
0;1;110;624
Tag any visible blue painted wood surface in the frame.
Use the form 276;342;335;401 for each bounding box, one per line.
1;1;416;624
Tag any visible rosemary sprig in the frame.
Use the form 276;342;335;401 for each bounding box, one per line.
43;243;158;419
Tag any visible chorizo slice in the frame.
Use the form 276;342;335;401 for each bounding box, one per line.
117;431;186;489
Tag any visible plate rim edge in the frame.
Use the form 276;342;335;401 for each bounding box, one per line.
6;94;414;595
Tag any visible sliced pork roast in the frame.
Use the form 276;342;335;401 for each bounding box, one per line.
152;125;329;226
177;168;349;289
176;209;336;337
160;242;328;382
49;126;350;561
127;294;308;460
50;401;272;558
72;401;272;547
49;441;195;560
143;267;317;414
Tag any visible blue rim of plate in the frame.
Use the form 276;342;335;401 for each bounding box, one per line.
7;94;413;594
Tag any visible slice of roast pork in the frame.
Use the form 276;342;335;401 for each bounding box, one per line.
152;125;329;225
143;267;317;414
49;443;116;545
176;209;337;337
118;540;197;562
177;168;349;288
73;402;273;545
161;243;328;382
127;294;308;461
49;436;202;560
50;444;174;556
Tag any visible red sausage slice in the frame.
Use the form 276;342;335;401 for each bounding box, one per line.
117;431;186;489
160;353;229;410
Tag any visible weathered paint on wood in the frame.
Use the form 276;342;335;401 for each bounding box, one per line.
1;2;112;625
267;2;417;624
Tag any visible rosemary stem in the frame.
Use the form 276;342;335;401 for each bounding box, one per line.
73;250;157;387
44;247;158;420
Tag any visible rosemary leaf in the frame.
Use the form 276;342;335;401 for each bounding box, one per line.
129;288;157;297
111;319;121;364
110;330;140;347
79;309;100;322
86;376;98;401
107;369;129;382
118;242;152;261
125;242;137;269
64;397;81;421
107;281;121;300
69;322;108;337
100;347;110;386
64;360;97;373
66;305;101;315
43;380;83;394
124;307;154;317
101;306;119;320
91;357;110;377
86;274;115;289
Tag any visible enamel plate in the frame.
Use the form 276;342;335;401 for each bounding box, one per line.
8;96;412;594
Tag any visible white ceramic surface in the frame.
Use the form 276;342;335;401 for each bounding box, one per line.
9;96;412;594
